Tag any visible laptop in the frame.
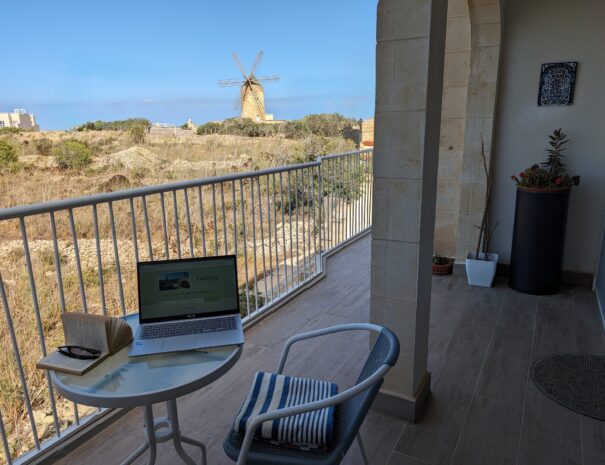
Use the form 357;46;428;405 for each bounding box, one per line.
129;255;244;357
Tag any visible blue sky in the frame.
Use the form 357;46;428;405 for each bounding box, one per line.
1;1;377;130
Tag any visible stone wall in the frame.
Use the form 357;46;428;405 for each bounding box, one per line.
431;0;501;260
434;0;471;257
241;82;265;121
455;0;501;260
361;118;375;146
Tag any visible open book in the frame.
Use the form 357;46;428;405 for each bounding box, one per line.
37;313;133;376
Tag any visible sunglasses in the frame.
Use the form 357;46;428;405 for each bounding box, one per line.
58;345;101;360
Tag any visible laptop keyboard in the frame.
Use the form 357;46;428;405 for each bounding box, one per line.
140;316;237;340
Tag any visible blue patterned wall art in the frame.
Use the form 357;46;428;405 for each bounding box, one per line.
538;62;577;106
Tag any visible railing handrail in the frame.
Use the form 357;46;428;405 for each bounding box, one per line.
318;148;372;160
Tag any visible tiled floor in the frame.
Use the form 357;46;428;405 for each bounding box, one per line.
55;236;605;465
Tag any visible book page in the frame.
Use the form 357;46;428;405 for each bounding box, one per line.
62;313;109;353
111;319;133;353
36;350;108;376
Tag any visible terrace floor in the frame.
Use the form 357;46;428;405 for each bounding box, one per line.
54;235;605;465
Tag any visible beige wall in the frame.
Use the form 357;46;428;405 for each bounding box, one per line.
433;0;501;259
490;0;605;273
361;118;375;145
0;111;39;130
434;0;471;256
454;0;501;260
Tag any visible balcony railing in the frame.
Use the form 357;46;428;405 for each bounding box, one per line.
0;149;372;464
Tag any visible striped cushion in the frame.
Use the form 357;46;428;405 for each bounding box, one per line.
234;371;338;447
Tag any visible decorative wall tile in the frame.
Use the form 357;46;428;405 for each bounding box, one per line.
537;62;577;106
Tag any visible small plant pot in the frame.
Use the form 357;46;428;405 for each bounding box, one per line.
432;258;454;275
466;253;499;287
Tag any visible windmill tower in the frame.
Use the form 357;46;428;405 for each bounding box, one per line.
219;51;279;122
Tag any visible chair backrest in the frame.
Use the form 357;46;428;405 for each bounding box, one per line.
331;326;399;456
356;326;400;384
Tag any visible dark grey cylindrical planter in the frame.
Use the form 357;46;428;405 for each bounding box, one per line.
509;187;570;295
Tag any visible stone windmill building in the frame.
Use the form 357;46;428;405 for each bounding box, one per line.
219;51;279;122
240;78;265;120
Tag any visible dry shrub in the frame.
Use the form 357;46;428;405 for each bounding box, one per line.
53;140;92;170
0;141;18;168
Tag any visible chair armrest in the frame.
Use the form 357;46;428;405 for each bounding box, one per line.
235;363;390;465
276;323;384;374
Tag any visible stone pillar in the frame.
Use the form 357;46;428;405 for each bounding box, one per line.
371;0;448;421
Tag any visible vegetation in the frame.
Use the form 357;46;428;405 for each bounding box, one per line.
475;138;497;259
196;121;222;135
432;254;453;265
197;118;278;137
34;138;53;156
74;118;151;132
292;135;356;163
128;124;147;144
293;113;359;140
53;140;92;169
0;140;18;168
511;129;580;189
195;113;359;144
0;127;21;135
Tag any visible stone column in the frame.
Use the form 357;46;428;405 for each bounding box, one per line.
371;0;448;421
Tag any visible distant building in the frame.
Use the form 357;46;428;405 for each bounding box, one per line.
149;122;193;137
186;118;197;131
151;122;177;129
0;109;39;131
361;118;374;148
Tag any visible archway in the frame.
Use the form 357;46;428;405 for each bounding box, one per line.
434;0;502;260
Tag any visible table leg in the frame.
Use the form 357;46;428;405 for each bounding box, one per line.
121;405;156;465
181;436;207;465
120;443;149;465
167;399;207;465
121;401;206;465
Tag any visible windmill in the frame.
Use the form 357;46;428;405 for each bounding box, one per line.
219;51;279;122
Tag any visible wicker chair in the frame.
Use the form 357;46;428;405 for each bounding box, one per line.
223;323;400;465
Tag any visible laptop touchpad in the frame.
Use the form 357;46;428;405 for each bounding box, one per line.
162;336;193;353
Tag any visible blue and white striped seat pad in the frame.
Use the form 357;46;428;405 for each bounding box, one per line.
234;371;338;446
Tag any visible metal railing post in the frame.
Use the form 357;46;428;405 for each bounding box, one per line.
318;160;324;272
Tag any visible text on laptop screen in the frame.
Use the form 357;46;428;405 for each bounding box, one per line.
138;257;238;322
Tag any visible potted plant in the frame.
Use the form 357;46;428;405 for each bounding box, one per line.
466;139;499;287
509;129;580;294
432;254;455;275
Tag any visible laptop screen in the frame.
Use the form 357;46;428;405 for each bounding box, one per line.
137;255;239;323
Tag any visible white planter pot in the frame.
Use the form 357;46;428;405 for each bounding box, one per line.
465;252;499;287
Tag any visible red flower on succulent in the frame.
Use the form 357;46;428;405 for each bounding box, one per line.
519;172;525;178
555;177;562;185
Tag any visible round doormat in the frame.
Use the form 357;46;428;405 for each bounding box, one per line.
531;354;605;421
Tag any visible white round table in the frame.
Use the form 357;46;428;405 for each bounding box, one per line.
50;314;243;465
